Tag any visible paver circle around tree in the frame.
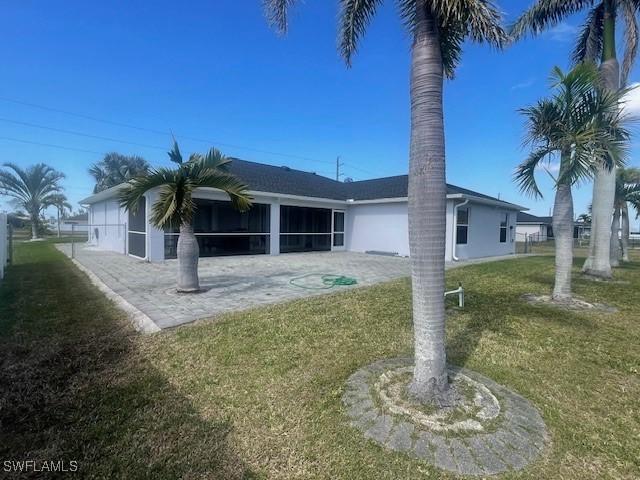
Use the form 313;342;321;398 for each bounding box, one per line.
343;357;549;476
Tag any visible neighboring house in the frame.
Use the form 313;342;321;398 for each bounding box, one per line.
516;212;553;242
54;213;89;233
80;159;525;263
516;212;591;241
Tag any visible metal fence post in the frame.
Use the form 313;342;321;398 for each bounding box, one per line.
71;223;75;259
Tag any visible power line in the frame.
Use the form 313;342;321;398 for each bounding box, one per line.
0;117;167;151
0;96;336;165
0;136;103;155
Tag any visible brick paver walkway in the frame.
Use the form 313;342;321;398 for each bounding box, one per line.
57;244;530;330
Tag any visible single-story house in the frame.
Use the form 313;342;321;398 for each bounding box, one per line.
516;212;591;242
80;159;525;263
516;212;553;242
53;212;89;233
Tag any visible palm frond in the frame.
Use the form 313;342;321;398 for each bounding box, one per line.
457;0;509;48
168;140;183;165
338;0;383;66
263;0;297;34
191;171;252;212
514;147;553;198
620;0;639;85
119;168;177;213
510;0;595;40
572;3;604;63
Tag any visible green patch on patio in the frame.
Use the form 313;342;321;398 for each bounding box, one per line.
1;242;639;479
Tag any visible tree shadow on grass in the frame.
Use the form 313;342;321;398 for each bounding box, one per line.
446;287;596;372
0;244;258;479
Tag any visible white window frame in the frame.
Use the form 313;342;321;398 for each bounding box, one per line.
499;213;509;243
456;207;469;245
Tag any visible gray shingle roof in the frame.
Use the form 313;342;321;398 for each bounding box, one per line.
228;158;512;204
517;212;552;224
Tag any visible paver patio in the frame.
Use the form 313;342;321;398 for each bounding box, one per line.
57;244;527;330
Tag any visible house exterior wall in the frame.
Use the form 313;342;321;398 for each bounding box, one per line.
345;202;410;256
84;189;519;262
455;204;517;260
346;200;517;261
88;199;127;255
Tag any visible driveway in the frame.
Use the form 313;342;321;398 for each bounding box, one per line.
57;244;527;331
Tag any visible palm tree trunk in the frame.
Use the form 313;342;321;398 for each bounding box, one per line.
552;159;574;300
176;223;200;292
31;215;38;240
406;2;449;403
583;0;618;279
57;208;61;238
610;207;621;267
621;203;630;261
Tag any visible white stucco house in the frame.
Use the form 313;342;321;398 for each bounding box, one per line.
80;159;525;263
516;212;553;242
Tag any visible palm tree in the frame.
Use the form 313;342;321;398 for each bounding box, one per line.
263;0;508;402
514;64;629;300
46;193;72;238
613;167;640;261
577;213;592;224
0;163;65;240
512;0;640;279
89;153;150;193
119;142;251;292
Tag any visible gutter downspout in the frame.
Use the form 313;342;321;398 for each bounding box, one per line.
452;198;469;261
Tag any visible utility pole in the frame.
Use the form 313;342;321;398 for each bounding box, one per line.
336;156;344;181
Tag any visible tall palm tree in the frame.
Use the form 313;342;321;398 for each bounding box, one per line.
515;64;629;300
263;0;508;402
89;153;150;193
613;167;640;261
0;163;65;240
119;142;251;292
512;0;640;279
46;193;73;238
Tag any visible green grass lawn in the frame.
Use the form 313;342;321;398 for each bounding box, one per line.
1;242;639;479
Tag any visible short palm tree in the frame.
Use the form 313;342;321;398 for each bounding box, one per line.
263;0;508;402
515;64;629;300
119;142;251;292
512;0;640;279
613;167;640;262
90;153;150;193
0;163;65;240
46;193;72;238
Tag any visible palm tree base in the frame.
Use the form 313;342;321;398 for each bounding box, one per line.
176;287;201;294
407;377;457;407
582;268;613;280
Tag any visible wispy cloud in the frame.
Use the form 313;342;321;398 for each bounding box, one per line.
622;83;640;116
511;78;535;91
543;22;578;42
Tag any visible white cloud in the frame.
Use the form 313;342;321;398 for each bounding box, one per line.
511;78;535;91
622;83;640;116
543;22;578;42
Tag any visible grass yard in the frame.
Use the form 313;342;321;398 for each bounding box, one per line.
1;241;639;479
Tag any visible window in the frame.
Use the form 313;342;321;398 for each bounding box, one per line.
456;207;469;245
500;213;508;243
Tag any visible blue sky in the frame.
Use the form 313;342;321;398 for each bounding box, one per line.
1;1;639;227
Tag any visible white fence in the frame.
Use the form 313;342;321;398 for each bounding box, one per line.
0;213;7;280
